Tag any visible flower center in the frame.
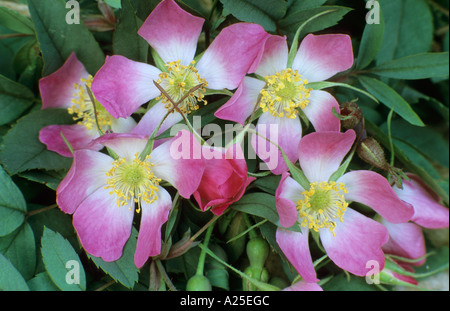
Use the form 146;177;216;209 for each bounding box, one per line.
296;181;349;236
67;75;114;131
260;69;311;119
157;60;208;114
104;153;161;213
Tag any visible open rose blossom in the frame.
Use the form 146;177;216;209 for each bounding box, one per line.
214;34;353;174
380;173;449;266
91;0;269;138
56;130;204;267
38;52;136;157
274;130;414;281
193;143;255;216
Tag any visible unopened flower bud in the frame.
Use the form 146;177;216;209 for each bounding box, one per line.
340;101;363;130
357;137;390;170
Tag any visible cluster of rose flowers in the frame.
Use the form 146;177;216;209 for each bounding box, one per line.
37;0;448;290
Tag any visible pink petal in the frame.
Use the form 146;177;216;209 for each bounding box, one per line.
337;170;414;223
394;174;449;229
138;0;204;65
134;186;173;267
298;130;355;183
196;23;269;90
39;124;102;157
95;133;148;160
275;172;304;228
292;34;354;82
302;90;341;132
214;77;265;125
56;149;112;214
251;112;302;175
196;176;255;216
131;101;183;137
73;186;134;262
320;208;389;277
150;130;205;198
254;35;288;77
193;144;252;215
40;52;90;110
91;55;161;118
380;219;426;266
276;227;318;283
283;280;323;291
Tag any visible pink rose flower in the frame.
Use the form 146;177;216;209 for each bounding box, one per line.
193;144;255;216
38;52;136;157
215;34;354;174
56;130;204;267
274;130;413;282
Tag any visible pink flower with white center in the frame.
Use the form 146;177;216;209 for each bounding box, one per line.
193;143;255;216
380;173;449;266
38;52;136;157
56;130;205;267
91;0;269;138
274;130;414;281
215;34;354;174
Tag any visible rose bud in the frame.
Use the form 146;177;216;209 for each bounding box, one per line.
193;143;256;216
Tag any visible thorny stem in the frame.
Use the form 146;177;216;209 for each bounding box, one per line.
26;203;58;217
155;259;177;291
94;280;115;291
190;214;221;243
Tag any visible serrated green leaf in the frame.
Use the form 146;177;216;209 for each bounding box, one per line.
0;223;36;280
88;228;139;289
0;73;35;126
18;169;67;190
356;10;385;69
280;6;352;38
113;0;148;63
27;0;105;75
0;109;73;175
0;165;27;236
358;76;424;127
381;119;449;168
371;52;450;80
231;193;279;226
251;175;281;195
0;252;29;291
41;227;86;291
27;272;59;291
287;0;326;13
0;6;35;35
219;0;288;32
376;0;433;64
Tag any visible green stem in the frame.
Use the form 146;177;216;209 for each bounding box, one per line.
387;108;395;167
196;217;216;276
197;244;280;291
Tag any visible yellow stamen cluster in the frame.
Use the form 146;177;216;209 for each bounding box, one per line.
296;181;349;236
104;152;161;213
157;59;208;114
67;75;113;131
260;68;311;119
